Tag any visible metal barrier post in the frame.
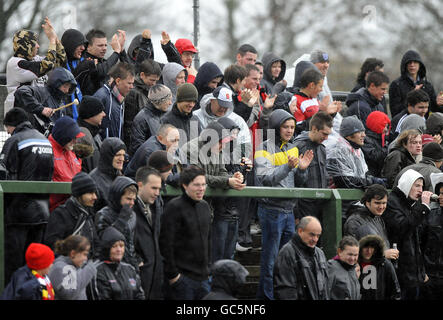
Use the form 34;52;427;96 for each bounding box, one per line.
322;189;342;259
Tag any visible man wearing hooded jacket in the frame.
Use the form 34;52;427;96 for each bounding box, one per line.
254;109;314;300
389;49;442;117
382;169;432;300
14;67;77;135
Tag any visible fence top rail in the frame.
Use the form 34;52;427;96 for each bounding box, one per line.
0;181;364;199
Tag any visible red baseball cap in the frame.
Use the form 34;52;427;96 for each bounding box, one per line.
175;38;198;54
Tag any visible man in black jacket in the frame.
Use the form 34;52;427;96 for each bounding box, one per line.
89;137;127;212
74;29;130;96
0;108;54;284
382;169;432;300
345;71;389;126
159;166;211;300
129;84;172;156
273;216;329;300
133;166;164;300
44;171;99;257
293;111;333;221
77;95;105;173
95;176;140;269
160;83;202;145
344;184;399;260
123;59;162;150
389;49;442;117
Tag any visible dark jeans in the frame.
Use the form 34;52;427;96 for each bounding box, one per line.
237;197;256;246
420;277;443;300
256;204;295;300
166;274;210;300
401;286;420;300
4;223;46;284
212;217;238;263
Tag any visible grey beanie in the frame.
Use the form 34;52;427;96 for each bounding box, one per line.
340;115;365;137
148;84;172;106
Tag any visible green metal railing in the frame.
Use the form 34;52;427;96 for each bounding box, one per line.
0;181;364;292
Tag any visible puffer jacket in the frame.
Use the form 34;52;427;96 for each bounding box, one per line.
129;100;167;156
327;259;361;300
93;226;145;300
382;169;429;288
0;121;53;224
90;137;126;212
389;50;439;117
274;233;329;300
95;176;139;269
254;109;308;211
358;235;401;300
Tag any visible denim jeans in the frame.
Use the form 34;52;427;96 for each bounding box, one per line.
257;204;295;300
166;274;210;300
212;217;239;263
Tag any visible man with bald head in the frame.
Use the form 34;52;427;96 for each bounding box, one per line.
273;216;329;300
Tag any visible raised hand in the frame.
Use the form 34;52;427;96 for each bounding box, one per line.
42;17;57;43
142;29;151;39
297;149;314;170
161;31;171;45
111;33;122;53
263;94;277;109
117;30;126;49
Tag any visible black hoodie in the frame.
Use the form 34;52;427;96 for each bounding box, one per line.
95;176;139;269
261;52;286;95
94;226;145;300
345;87;386;125
90;137;127;212
193;62;224;107
389;50;438;117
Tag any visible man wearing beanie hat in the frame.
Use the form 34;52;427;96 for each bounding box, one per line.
362;111;391;177
129;84;172;156
1;243;55;300
0;108;54;285
161;82;202;144
44;171;100;257
48;116;85;212
327;115;386;191
77;95;106;173
393;142;443;191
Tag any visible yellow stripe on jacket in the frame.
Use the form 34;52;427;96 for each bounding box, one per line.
254;144;299;166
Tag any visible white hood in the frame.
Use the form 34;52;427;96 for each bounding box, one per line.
430;172;443;194
397;169;424;198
